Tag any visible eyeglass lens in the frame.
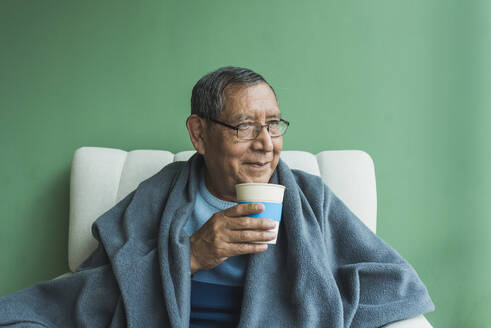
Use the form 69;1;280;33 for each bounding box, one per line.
237;121;287;140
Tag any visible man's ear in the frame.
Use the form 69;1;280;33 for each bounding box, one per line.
186;114;207;155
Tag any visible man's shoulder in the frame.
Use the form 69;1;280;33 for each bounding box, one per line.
290;168;322;180
290;168;325;190
137;160;188;191
286;168;329;208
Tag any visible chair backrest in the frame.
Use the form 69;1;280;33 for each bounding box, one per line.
68;147;377;272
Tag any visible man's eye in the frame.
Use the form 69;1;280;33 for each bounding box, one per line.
237;123;255;130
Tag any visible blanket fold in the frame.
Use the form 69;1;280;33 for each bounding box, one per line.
0;153;434;327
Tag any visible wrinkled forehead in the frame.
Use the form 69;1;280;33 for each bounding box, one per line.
221;83;280;123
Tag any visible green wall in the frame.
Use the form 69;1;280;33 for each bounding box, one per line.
1;1;490;326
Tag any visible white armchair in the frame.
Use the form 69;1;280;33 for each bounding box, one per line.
67;146;432;327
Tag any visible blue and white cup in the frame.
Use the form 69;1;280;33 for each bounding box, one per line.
235;183;286;244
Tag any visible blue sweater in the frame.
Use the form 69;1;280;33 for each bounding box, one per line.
184;172;247;327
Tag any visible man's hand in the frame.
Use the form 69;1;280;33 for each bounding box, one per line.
189;203;277;274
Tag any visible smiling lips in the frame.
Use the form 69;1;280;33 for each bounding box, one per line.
246;161;271;168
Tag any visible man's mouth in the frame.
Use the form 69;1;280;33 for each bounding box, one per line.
246;161;270;168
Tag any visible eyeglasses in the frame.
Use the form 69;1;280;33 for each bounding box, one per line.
208;117;290;140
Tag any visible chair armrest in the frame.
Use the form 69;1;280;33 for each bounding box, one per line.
386;315;433;327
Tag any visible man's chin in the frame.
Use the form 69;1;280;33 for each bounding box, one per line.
239;163;277;183
241;171;273;184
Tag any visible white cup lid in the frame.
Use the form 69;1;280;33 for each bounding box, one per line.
235;183;286;203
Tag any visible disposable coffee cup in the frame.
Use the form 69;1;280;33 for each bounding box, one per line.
235;183;286;244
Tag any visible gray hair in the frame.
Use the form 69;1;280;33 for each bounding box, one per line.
191;66;278;119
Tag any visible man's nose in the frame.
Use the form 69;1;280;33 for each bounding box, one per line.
252;126;274;151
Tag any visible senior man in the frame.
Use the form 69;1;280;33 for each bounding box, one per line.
0;66;434;327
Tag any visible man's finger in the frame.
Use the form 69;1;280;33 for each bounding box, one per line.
229;242;268;255
223;203;264;217
227;217;277;230
226;229;276;243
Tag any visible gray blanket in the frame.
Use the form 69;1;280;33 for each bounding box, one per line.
0;153;434;327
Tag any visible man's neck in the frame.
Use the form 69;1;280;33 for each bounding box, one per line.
204;170;237;203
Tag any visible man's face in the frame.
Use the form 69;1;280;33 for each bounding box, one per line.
202;82;282;199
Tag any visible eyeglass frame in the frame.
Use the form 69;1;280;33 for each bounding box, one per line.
206;117;290;140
